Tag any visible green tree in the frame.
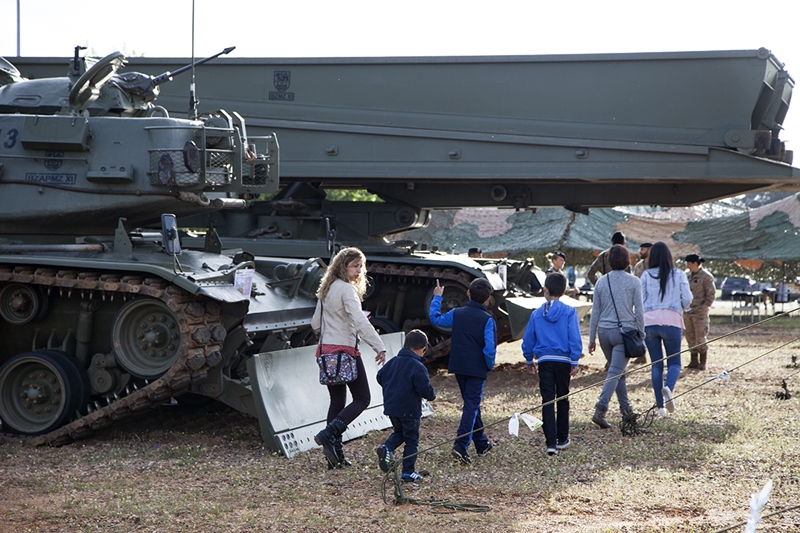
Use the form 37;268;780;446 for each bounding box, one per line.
324;189;383;202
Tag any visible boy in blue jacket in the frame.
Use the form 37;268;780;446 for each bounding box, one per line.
429;278;496;465
522;272;582;456
375;329;437;482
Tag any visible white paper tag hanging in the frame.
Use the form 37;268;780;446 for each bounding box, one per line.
509;412;543;437
519;413;543;431
744;479;772;533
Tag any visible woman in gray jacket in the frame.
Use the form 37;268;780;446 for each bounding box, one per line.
312;247;387;468
641;242;692;415
588;245;645;428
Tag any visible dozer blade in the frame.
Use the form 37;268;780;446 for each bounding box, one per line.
247;332;433;457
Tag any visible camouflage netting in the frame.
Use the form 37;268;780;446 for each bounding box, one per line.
398;193;800;281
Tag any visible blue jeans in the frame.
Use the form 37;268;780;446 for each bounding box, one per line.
384;417;421;475
538;361;572;448
645;325;683;408
454;374;489;451
596;328;631;413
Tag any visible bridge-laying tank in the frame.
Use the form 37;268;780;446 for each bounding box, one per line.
17;47;795;364
11;48;798;366
0;48;324;445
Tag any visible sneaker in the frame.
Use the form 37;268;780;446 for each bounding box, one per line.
546;447;558;456
477;442;494;457
655;407;668;417
375;445;393;473
402;472;422;483
662;386;676;413
555;438;571;451
451;445;472;465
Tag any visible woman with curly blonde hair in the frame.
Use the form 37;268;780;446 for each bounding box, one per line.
312;247;387;468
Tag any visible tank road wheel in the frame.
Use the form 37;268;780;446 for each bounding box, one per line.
112;298;183;380
0;283;49;325
370;316;399;335
0;351;86;435
424;282;469;334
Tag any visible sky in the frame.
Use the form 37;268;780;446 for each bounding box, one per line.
1;0;799;154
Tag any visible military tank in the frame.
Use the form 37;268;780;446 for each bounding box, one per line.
0;48;324;445
15;48;800;365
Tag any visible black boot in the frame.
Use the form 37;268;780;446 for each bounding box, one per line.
592;404;611;429
335;436;352;468
314;418;347;467
327;436;353;469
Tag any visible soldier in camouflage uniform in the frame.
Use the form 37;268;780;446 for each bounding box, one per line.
586;232;630;285
633;243;652;278
683;254;716;370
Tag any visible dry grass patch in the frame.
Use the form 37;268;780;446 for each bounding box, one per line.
1;318;799;532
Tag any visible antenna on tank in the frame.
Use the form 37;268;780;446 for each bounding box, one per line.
189;0;198;120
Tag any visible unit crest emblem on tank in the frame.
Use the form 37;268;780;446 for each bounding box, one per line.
270;70;294;101
44;151;63;171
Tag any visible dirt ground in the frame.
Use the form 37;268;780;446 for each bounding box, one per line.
1;319;799;532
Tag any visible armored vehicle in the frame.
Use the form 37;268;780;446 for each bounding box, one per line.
12;48;798;363
0;49;324;445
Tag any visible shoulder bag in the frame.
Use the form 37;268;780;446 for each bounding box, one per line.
316;301;359;385
606;272;647;358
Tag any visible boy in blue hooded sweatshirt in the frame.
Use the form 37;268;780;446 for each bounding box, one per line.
522;272;582;456
375;329;437;482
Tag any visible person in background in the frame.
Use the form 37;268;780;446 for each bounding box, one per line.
468;247;483;258
588;245;644;429
587;231;631;285
641;242;692;416
375;329;436;483
312;247;387;469
633;243;653;278
684;254;716;370
630;242;654;364
429;278;496;464
521;272;582;455
546;251;578;296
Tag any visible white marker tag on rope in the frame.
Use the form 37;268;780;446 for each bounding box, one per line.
519;413;543;431
705;370;731;383
744;479;772;533
509;413;520;436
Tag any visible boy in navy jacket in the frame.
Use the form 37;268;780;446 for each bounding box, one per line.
429;278;496;464
522;272;582;456
376;329;436;482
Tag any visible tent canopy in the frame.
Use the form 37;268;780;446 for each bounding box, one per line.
400;194;800;261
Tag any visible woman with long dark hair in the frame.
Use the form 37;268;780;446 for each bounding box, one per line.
640;242;692;415
312;247;387;468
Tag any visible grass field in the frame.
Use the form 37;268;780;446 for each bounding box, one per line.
1;316;799;532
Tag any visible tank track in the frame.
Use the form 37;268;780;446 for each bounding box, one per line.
0;265;226;446
367;262;472;362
